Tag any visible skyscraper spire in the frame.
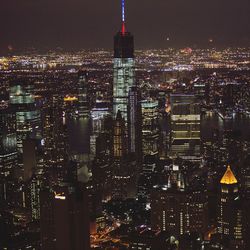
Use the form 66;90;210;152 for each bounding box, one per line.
121;0;126;35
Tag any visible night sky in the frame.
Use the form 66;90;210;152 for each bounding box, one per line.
1;0;250;51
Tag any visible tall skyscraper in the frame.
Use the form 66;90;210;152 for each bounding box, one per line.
0;109;17;178
113;0;135;123
90;100;111;157
113;110;126;160
77;71;89;118
141;99;160;156
217;166;244;249
23;138;37;182
170;94;201;161
128;86;142;160
9;80;41;153
0;108;18;204
43;95;68;172
40;188;55;250
30;169;44;221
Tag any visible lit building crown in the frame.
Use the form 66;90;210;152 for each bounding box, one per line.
220;165;238;185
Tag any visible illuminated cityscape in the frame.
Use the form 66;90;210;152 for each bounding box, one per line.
0;0;250;250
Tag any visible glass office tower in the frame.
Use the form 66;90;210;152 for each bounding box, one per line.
113;20;135;123
141;99;160;156
9;82;41;153
170;94;201;161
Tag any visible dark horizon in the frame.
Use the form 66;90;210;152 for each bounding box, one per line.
0;0;250;52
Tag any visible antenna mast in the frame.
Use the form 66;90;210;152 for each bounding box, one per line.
121;0;126;34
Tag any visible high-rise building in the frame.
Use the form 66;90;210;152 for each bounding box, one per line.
129;228;178;250
240;153;250;196
90;100;111;157
0;109;17;178
9;79;41;153
141;99;160;157
91;100;110;134
128;86;142;162
77;71;89;118
113;0;135;123
137;155;158;201
111;111;138;199
23;138;37;182
170;94;201;161
30;168;44;221
217;166;244;249
42;95;68;173
151;185;208;238
113;111;126;160
40;188;55;250
40;182;90;250
9;80;41;153
193;82;207;100
0;108;18;204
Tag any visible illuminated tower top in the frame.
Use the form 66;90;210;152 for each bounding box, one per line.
121;0;126;34
220;165;238;185
114;0;134;58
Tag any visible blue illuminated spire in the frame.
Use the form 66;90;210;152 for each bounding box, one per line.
122;0;125;22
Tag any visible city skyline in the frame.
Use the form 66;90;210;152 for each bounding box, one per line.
0;0;250;249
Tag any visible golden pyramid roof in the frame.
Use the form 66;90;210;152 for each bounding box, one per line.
220;165;238;185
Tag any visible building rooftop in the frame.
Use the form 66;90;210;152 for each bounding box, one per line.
220;165;238;185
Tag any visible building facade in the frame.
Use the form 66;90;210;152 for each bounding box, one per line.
170;94;201;161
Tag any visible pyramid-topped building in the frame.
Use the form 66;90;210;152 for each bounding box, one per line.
220;165;238;185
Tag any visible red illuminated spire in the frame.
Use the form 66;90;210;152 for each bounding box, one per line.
122;22;126;35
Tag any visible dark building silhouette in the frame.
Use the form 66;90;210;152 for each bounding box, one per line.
129;228;178;250
23;139;37;182
40;182;90;250
77;71;89;118
128;86;142;163
113;110;126;160
151;185;208;238
0;108;18;204
42;95;69;181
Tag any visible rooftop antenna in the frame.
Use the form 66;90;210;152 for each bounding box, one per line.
121;0;126;35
